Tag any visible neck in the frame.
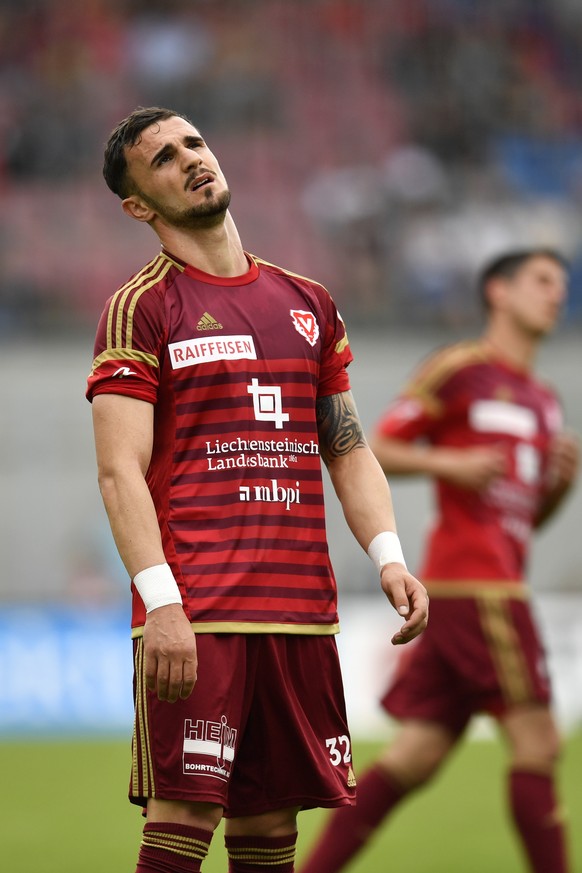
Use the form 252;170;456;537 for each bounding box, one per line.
155;211;248;277
482;321;541;372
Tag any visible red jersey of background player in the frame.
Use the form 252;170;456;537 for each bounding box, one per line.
374;340;563;589
87;249;353;634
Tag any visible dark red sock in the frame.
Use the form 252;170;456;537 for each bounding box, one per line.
135;821;213;872
299;765;407;873
509;770;569;873
225;833;297;872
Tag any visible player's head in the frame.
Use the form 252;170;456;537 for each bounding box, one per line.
478;248;569;336
103;107;231;231
104;107;190;198
478;248;569;310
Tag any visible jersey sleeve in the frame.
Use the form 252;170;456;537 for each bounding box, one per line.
374;353;447;441
86;284;166;404
317;292;353;397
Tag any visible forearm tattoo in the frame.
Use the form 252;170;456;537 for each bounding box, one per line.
316;391;367;465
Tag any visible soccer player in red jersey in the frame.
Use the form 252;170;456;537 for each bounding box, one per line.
86;107;428;873
299;249;580;873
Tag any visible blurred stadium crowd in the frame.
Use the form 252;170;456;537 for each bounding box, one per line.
2;0;582;333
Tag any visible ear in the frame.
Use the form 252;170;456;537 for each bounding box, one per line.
486;276;510;310
122;195;155;223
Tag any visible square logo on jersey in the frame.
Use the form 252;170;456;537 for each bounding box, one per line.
290;309;319;346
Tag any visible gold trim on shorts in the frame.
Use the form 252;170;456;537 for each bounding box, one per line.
132;638;156;798
131;621;340;639
476;595;533;706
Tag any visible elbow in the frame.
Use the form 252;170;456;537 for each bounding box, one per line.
96;467;117;505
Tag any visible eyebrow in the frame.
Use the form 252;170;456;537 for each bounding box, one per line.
150;135;205;167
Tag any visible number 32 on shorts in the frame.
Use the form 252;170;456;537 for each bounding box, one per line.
325;735;352;766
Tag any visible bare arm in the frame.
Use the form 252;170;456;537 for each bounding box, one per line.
369;432;507;491
317;391;428;644
92;393;197;702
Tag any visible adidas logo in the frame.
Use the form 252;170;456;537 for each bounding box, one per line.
197;312;223;331
347;766;357;788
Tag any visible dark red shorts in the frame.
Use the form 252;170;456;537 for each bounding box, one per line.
382;594;552;736
130;633;356;816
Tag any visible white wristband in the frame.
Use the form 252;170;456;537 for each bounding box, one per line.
367;532;407;574
133;563;182;613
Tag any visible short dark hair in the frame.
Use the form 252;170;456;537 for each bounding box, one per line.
103;106;193;198
478;247;569;309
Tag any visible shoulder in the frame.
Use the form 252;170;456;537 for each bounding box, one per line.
406;339;490;395
251;254;332;297
95;253;185;354
107;252;184;312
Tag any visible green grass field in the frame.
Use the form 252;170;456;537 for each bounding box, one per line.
2;731;581;872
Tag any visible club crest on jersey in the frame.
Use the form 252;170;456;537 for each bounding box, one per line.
290;309;319;346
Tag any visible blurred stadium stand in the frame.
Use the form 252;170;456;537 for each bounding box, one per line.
2;0;582;332
0;0;580;734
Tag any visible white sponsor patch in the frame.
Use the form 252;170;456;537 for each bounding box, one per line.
389;397;424;423
168;335;257;369
182;716;238;780
183;738;235;762
469;400;537;439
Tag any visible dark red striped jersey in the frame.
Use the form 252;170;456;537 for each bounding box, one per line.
374;341;563;593
87;250;353;636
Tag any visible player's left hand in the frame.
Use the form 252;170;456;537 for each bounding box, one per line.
380;564;429;645
547;430;580;490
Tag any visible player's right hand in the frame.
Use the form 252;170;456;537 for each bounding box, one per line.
435;445;507;491
142;604;198;702
547;430;580;490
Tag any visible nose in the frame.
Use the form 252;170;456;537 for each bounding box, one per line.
178;145;202;171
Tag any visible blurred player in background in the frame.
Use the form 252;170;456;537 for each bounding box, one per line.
300;248;579;873
86;107;428;873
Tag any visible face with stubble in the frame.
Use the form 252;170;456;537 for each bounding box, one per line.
122;116;232;230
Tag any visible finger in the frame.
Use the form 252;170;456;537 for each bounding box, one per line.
397;590;429;641
145;653;159;694
401;608;428;640
383;575;409;616
391;612;428;645
155;659;171;701
166;660;186;704
179;659;198;700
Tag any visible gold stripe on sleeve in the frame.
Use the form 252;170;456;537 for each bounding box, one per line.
125;268;171;349
405;341;492;405
90;347;159;375
104;253;179;350
106;256;164;350
120;259;174;349
335;335;350;355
